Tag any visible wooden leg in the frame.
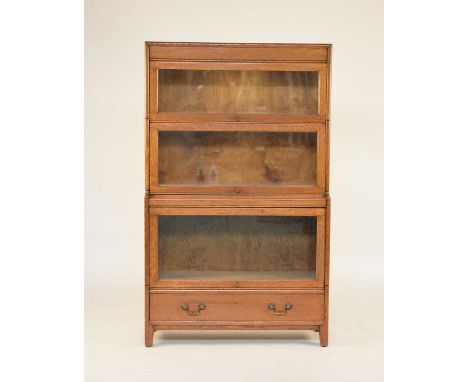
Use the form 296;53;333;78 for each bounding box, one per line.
145;324;154;347
320;283;329;347
319;322;328;347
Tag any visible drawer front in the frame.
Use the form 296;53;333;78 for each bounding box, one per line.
149;291;324;323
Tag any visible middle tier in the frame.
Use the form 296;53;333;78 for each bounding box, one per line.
147;122;327;195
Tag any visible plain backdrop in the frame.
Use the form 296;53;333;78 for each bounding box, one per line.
85;0;383;381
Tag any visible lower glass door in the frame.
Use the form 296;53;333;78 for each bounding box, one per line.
149;208;325;288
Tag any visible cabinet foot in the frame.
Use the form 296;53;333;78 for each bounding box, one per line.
319;322;328;347
145;325;154;347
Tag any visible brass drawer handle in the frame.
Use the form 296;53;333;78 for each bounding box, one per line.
181;303;206;316
267;303;293;316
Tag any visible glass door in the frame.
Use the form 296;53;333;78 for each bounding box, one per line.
149;123;326;194
149;207;325;288
158;69;319;114
148;62;329;122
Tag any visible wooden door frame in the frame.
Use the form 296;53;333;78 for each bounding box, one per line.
148;61;329;122
148;207;326;289
148;122;327;195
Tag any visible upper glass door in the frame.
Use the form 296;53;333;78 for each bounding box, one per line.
148;62;328;122
158;69;319;115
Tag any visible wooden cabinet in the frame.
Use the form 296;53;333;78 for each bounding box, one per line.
145;42;331;346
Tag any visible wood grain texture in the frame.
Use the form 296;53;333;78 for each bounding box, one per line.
149;208;158;286
152;185;325;196
152;279;323;289
153;207;325;216
145;43;150;118
320;285;329;347
148;194;327;208
145;120;150;191
147;42;330;62
151;112;327;123
145;286;154;347
325;197;331;286
154;122;325;132
144;196;149;286
149;290;324;322
150;324;320;330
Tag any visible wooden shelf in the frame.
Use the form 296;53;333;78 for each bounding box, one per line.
159;270;317;280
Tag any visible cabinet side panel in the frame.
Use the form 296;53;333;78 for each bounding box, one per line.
325;198;331;286
145;195;149;285
149;209;158;287
145;119;149;191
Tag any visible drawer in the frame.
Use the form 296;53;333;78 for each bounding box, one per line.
149;290;324;323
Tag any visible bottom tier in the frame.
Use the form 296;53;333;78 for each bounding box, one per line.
145;289;328;346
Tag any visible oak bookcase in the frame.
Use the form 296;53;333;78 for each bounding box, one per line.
145;42;331;346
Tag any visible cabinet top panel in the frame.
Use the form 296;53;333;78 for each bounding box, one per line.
146;42;331;63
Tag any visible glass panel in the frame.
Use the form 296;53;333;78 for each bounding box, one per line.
158;216;317;280
158;131;317;186
158;69;319;114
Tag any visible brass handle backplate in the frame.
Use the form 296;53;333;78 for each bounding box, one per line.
181;303;206;316
267;303;293;316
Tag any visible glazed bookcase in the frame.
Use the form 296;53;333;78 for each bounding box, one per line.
145;42;331;346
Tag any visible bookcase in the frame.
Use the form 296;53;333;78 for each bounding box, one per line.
145;42;331;346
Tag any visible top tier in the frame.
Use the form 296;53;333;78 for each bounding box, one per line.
146;42;331;123
146;43;331;196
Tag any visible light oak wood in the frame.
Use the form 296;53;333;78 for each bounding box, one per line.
325;197;331;286
144;42;331;347
320;285;330;347
145;323;154;347
144;196;149;286
147;42;330;62
153;122;325;132
149;290;324;322
145;286;154;347
151;324;320;330
153;206;325;216
148;194;327;208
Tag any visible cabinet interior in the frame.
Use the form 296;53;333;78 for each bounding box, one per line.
158;215;317;280
158;69;319;114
